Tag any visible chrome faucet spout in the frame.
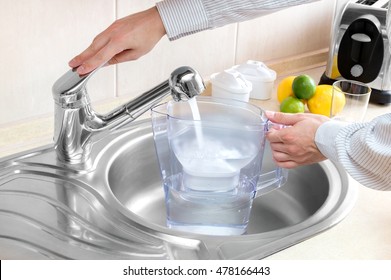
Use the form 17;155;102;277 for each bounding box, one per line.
52;66;205;166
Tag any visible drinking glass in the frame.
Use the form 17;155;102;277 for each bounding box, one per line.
330;80;371;122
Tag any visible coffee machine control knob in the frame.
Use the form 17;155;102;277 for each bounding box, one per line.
351;33;371;43
351;64;364;78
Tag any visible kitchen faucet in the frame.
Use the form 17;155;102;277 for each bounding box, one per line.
52;66;205;167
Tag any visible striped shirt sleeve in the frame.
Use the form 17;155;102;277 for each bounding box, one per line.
156;0;320;40
315;114;391;191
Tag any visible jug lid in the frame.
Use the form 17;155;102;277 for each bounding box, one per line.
210;69;252;94
234;60;276;82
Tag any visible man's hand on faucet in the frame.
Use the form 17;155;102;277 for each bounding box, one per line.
68;6;166;75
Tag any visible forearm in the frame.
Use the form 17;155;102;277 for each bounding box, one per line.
315;114;391;190
156;0;320;40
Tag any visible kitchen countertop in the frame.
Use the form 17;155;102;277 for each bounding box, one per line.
1;66;390;259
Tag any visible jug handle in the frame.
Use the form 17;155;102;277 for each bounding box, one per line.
254;120;289;197
255;168;289;197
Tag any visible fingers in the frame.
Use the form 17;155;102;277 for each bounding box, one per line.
108;49;144;65
265;111;305;126
69;36;121;75
273;160;299;169
268;146;300;169
266;126;296;146
68;33;109;68
266;128;283;143
266;111;330;126
68;33;147;75
270;147;305;169
267;132;299;169
68;7;166;75
270;148;290;162
83;44;124;74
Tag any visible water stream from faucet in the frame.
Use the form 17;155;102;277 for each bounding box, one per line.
187;98;204;147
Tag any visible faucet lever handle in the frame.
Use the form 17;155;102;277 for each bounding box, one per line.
52;65;104;108
53;68;92;94
52;63;107;107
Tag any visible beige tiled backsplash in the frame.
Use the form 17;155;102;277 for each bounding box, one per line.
0;0;335;127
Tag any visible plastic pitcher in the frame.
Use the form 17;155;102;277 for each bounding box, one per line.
151;96;288;235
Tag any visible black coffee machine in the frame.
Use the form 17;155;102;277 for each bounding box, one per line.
319;0;391;104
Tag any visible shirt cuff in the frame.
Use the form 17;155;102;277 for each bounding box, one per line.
156;0;210;40
314;120;349;163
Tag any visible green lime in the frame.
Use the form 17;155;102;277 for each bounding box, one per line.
280;96;305;113
292;74;316;99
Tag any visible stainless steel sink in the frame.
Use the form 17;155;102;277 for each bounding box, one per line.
0;119;356;259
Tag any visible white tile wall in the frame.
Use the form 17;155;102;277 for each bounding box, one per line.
235;0;335;63
0;0;335;127
0;0;116;125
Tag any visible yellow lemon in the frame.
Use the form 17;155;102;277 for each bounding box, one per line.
277;76;296;103
331;88;346;116
330;55;341;79
307;85;345;116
